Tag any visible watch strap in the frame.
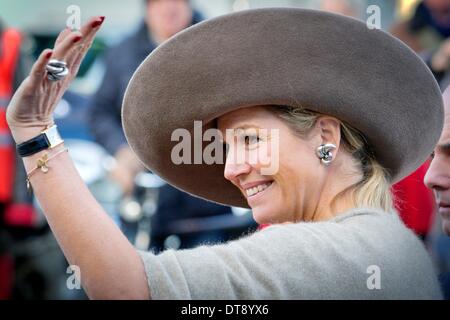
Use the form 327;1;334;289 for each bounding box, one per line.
17;133;51;157
16;125;63;158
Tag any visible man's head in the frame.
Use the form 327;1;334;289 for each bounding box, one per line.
424;86;450;235
424;0;450;28
145;0;193;44
320;0;363;18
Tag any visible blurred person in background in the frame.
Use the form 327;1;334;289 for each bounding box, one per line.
89;0;199;195
424;86;450;299
391;0;450;89
88;0;231;252
320;0;363;18
0;18;36;299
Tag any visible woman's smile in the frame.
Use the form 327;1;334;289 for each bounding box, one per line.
241;180;274;198
245;181;275;206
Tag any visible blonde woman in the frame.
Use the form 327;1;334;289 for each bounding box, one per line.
6;9;444;299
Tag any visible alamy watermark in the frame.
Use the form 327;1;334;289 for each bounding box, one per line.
366;265;381;290
170;121;280;175
66;265;81;290
366;5;381;30
66;5;81;31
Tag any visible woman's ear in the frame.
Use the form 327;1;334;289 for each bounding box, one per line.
316;116;341;150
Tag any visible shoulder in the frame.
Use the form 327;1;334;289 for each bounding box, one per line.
260;207;399;239
139;207;441;299
255;207;426;265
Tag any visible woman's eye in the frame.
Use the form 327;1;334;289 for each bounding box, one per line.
244;135;260;146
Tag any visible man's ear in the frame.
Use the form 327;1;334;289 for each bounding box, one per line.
316;116;341;150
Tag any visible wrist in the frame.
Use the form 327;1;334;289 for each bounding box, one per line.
22;142;66;174
15;123;64;159
10;124;53;145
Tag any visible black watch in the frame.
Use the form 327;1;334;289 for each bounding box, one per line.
16;125;64;157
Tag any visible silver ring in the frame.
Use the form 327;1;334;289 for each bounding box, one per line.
46;59;69;81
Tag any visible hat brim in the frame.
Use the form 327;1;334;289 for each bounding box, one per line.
122;8;444;208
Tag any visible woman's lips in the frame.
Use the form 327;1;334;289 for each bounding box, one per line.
240;180;273;190
245;181;273;198
240;180;274;198
246;181;274;205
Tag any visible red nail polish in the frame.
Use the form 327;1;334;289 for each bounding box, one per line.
91;19;103;28
99;16;105;22
73;35;82;43
45;51;52;59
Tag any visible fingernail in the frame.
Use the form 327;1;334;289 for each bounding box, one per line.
73;35;82;43
92;16;105;28
45;51;52;59
91;20;102;28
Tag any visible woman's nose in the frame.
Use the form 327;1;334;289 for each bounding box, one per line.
223;149;251;181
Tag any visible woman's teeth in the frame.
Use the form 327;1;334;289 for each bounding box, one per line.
245;182;272;197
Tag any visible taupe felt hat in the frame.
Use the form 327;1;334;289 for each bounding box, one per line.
122;8;444;208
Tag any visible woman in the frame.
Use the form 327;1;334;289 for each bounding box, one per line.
6;9;444;299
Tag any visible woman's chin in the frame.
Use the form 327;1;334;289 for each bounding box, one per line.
251;205;279;225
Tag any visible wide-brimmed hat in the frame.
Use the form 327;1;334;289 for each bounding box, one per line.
122;8;444;208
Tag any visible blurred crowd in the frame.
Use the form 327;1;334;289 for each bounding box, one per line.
0;0;449;299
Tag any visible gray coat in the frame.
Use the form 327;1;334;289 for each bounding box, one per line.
138;207;442;299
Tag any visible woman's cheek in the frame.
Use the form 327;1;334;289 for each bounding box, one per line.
250;142;273;173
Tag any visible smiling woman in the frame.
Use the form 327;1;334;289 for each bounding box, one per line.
6;8;445;299
216;105;379;224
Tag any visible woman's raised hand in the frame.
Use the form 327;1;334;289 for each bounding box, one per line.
6;16;105;144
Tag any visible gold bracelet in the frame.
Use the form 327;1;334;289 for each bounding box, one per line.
26;147;69;191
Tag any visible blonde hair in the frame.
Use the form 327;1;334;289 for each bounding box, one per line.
274;106;394;213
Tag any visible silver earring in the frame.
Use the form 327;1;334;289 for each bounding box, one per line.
316;143;336;165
